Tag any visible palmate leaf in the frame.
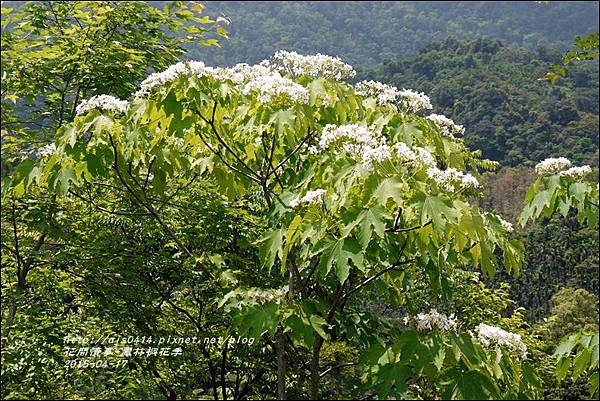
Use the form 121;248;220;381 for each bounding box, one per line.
313;236;364;283
420;195;457;232
452;370;499;400
234;303;280;339
363;174;407;206
281;215;303;270
257;228;284;273
341;205;389;249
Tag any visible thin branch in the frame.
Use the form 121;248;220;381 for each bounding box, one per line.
192;104;261;180
319;362;357;378
386;220;432;233
299;256;320;297
195;123;261;184
108;134;193;258
345;238;412;299
68;189;151;216
10;202;22;282
144;157;156;189
158;174;199;212
346;259;414;298
269;128;314;176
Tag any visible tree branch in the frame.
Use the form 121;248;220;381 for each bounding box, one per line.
192;104;261;181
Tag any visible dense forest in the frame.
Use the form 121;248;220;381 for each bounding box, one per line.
186;1;599;68
1;2;599;400
364;38;599;166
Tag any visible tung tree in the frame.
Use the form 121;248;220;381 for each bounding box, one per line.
5;50;543;399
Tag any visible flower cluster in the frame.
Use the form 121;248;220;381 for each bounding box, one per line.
135;60;207;98
397;89;433;113
498;216;514;233
76;95;129;116
262;50;356;80
210;63;272;84
167;137;185;148
394;142;436;168
559;165;592;180
426;114;465;137
249;287;287;305
487;213;514;233
354;80;402;106
361;142;393;170
427;167;479;192
315;124;393;169
475;323;528;359
289;188;328;208
36;142;57;159
242;74;309;104
404;309;459;332
534;157;571;176
318;124;380;151
354;81;432;113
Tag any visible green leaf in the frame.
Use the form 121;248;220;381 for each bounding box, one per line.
556;357;571;382
313;236;364;282
589;371;598;398
572;348;591;381
364;175;406;205
309;314;328;340
257;228;283;272
281;215;303;271
454;370;498;400
341;205;388;249
421;195;456;231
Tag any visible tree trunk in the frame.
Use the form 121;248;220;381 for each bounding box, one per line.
276;328;287;400
310;335;324;399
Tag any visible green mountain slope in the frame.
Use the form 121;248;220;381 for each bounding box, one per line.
364;38;599;166
185;1;598;69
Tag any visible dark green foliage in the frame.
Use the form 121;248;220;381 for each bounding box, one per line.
364;38;599;166
182;1;598;69
539;288;599;344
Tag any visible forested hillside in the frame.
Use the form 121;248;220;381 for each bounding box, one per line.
363;37;599;166
185;1;599;68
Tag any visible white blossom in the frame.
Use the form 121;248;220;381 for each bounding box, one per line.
475;323;528;359
262;50;356;80
289;188;328;208
499;217;514;233
243;73;309;104
76;95;129;115
415;147;437;168
35;143;57;159
488;213;514;233
394;142;418;163
210;63;272;84
427;167;479;192
397;89;433;113
135;60;207;98
534;157;571;176
360;142;392;170
169;137;185;148
316;124;393;169
354;80;402;106
394;143;436;169
559;165;592;180
426;114;465;137
249;287;287;305
404;309;459;332
318;124;380;151
354;81;432;112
